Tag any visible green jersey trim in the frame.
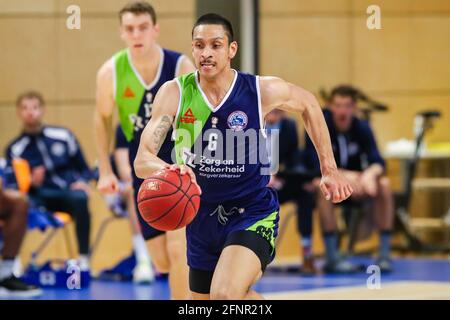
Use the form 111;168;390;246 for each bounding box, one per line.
174;72;212;164
194;70;238;112
246;210;278;253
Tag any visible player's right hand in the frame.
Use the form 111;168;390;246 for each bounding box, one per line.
97;172;119;194
165;164;202;195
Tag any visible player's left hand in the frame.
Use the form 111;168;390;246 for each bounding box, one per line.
319;169;353;203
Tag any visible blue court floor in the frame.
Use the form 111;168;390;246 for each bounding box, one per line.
4;256;450;300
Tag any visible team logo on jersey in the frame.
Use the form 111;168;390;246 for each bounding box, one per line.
123;86;135;98
211;117;219;128
180;108;196;124
51;142;66;157
227;111;248;131
146;92;153;102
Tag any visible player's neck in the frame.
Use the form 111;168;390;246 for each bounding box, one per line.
23;123;43;135
128;44;160;69
198;68;236;102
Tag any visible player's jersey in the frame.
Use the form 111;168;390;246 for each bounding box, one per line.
113;47;183;166
174;70;270;203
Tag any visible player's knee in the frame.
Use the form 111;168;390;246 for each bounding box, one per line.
15;192;29;209
69;190;89;206
70;191;90;213
166;238;185;264
5;190;29;212
76;190;89;201
121;183;133;198
379;177;391;192
210;284;244;300
152;255;170;274
147;237;171;273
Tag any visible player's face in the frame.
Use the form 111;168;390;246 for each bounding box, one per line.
120;13;159;54
17;98;44;127
192;24;237;79
330;95;356;132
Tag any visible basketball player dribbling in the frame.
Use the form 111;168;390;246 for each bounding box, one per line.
134;13;353;300
94;1;195;298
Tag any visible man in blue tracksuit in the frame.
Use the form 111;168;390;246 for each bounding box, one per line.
4;91;92;270
304;85;394;273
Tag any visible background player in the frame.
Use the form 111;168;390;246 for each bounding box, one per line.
134;13;353;299
94;1;195;298
101;125;155;282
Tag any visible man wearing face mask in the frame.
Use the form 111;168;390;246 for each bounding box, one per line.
304;85;394;273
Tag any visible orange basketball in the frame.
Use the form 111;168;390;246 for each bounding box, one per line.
137;168;201;231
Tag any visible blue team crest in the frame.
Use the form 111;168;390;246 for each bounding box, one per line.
227;111;248;131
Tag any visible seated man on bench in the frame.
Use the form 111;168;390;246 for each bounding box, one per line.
304;85;394;273
5;91;93;272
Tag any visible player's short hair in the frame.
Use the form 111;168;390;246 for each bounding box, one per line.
119;1;157;24
330;85;358;103
16;91;45;108
192;13;234;43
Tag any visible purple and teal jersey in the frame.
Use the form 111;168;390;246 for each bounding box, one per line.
174;71;271;203
174;71;279;271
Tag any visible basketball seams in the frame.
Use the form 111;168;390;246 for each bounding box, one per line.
138;170;201;230
174;175;192;228
138;187;179;202
174;175;201;229
148;172;182;189
174;192;191;229
148;174;193;199
145;189;186;224
184;177;200;212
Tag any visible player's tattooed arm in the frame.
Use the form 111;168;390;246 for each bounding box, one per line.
152;115;173;154
134;81;179;179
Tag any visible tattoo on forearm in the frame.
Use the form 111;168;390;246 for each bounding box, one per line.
152;116;173;153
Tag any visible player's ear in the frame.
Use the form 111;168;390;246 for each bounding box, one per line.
229;41;238;59
118;25;125;42
154;23;160;37
40;105;46;118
